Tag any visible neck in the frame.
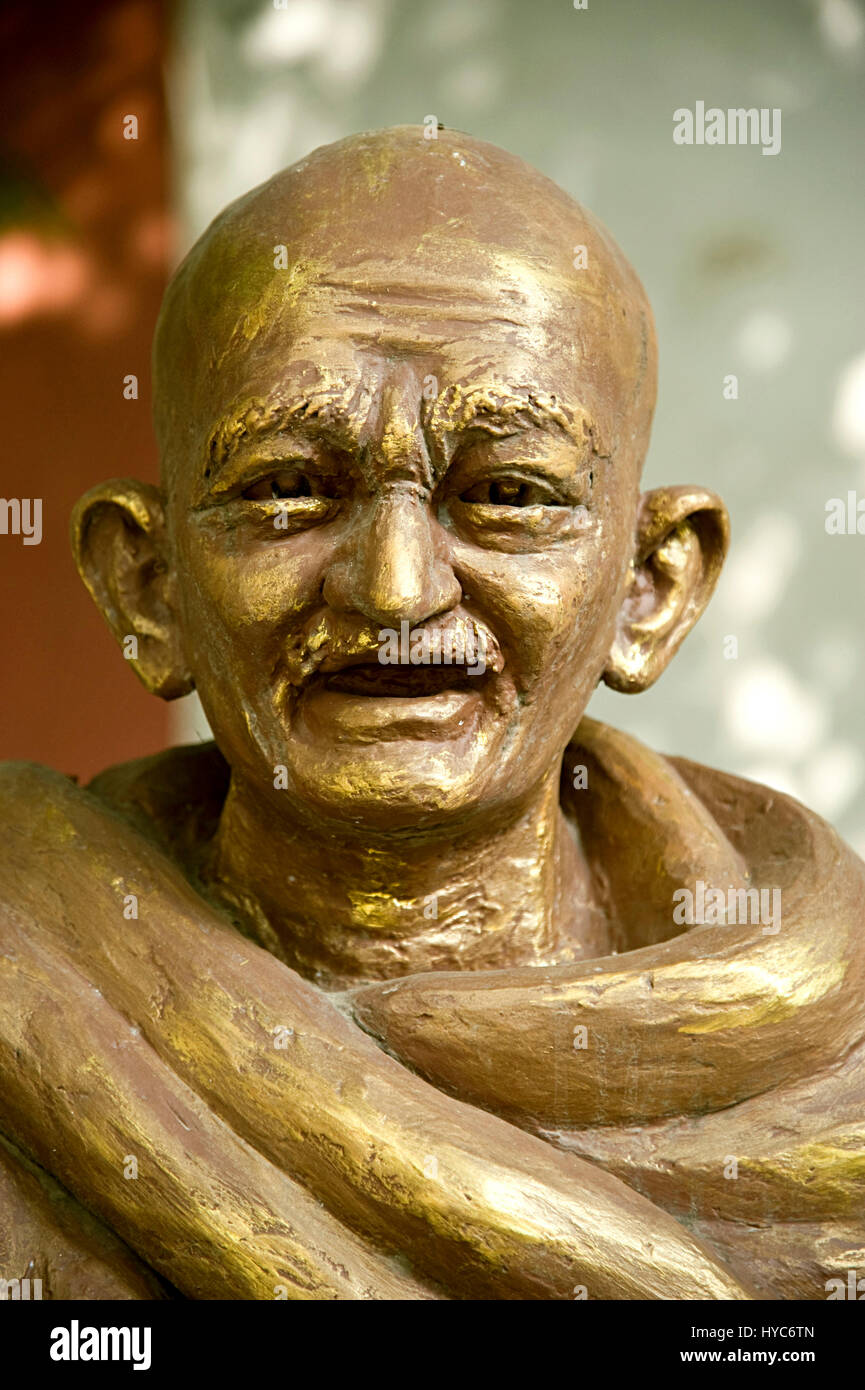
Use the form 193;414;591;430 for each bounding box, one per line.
203;770;608;987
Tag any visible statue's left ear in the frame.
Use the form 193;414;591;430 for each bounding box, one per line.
603;486;729;693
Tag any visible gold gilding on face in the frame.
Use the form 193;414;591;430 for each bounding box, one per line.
149;131;657;829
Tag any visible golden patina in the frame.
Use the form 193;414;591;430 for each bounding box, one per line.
0;127;863;1300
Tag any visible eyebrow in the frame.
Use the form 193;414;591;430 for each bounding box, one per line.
423;384;590;449
205;379;596;482
205;383;366;475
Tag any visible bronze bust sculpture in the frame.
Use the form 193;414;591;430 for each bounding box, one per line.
1;126;862;1300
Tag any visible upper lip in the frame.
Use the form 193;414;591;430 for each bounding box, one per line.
303;615;502;678
316;645;390;675
296;616;501;698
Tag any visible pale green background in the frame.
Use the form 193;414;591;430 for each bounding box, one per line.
168;0;865;851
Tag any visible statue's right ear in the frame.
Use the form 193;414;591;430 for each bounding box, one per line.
71;479;194;700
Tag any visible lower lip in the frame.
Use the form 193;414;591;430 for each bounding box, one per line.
296;686;485;742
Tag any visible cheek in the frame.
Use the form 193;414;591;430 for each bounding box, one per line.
453;533;627;695
176;527;327;675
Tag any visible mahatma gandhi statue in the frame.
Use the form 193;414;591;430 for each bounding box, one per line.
0;127;862;1301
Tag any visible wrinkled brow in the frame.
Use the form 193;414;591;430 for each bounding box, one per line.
206;380;598;478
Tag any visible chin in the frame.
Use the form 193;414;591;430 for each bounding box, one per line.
276;739;510;833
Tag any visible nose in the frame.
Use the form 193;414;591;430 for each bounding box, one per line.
323;487;461;627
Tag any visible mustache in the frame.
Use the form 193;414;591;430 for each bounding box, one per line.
278;609;504;690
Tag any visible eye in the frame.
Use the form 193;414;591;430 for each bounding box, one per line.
242;470;319;501
460;478;563;507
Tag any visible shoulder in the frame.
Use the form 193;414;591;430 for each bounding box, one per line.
565;716;864;947
0;742;228;886
87;741;229;864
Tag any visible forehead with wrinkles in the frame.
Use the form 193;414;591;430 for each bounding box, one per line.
153;125;657;490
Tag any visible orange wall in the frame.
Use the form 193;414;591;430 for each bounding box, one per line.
0;0;172;781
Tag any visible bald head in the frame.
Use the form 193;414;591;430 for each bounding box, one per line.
153;126;657;490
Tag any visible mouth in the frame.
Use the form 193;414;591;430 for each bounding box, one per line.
322;661;486;698
294;657;496;745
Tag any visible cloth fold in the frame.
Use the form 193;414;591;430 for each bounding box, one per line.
0;718;861;1299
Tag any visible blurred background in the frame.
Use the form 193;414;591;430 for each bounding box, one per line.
1;0;863;851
